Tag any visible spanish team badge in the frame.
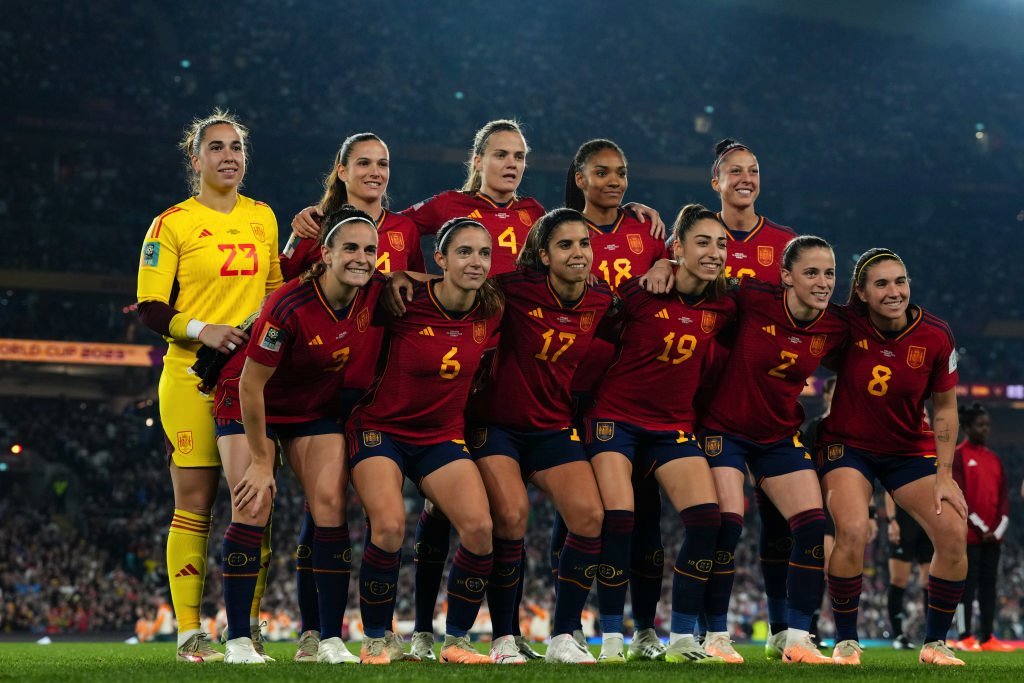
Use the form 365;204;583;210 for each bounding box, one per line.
810;334;827;357
701;310;717;334
580;311;594;332
250;222;266;242
906;345;927;369
176;430;194;455
703;435;723;457
362;430;382;448
357;308;370;332
517;210;532;226
827;444;844;461
388;232;406;252
596;421;615;442
757;245;774;267
473;320;487;344
627;234;644;255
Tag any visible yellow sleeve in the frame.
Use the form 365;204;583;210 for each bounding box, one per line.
137;206;184;305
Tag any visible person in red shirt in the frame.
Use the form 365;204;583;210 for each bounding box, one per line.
952;403;1014;652
345;218;502;665
584;204;735;663
217;207;383;665
697;236;847;665
817;248;968;667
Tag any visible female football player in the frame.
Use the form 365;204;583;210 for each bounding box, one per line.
818;248;967;667
136;110;282;663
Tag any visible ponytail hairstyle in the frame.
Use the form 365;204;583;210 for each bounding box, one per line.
179;109;249;195
711;137;753;179
301;205;376;282
564;138;626;211
462;119;528;195
434;217;504;317
847;247;907;313
319;133;388;216
671;203;727;299
958;401;987;430
516;208;586;273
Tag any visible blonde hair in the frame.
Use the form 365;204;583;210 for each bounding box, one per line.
461;119;528;194
178;109;249;195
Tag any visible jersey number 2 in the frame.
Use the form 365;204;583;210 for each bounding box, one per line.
768;350;798;378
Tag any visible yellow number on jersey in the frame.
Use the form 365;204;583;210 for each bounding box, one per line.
655;332;697;364
768;350;799;378
439;347;461;380
327;347;350;373
867;364;892;396
723;265;756;280
376;252;391;273
597;258;633;289
498;226;518;254
535;329;577;363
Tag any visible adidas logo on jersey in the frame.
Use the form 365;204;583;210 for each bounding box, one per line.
468;209;483;219
529;308;544;318
762;324;776;336
419;327;435;336
308;335;323;346
198;228;213;238
656;309;670;319
856;339;869;350
174;564;200;578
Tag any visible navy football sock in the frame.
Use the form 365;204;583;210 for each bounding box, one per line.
312;524;352;640
359;542;400;638
703;512;743;632
597;510;634;635
554;533;600;636
671;503;720;635
413;508;451;633
222;522;264;641
785;509;826;631
445;545;492;638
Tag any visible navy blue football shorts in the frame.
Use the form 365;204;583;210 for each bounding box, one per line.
700;430;815;484
467;423;586;479
347;429;471;489
584;417;703;479
815;442;937;494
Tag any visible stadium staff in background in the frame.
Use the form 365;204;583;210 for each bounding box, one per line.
346;218;503;665
216;207;387;665
817;248;967;667
136;110;282;663
582;204;735;664
952;403;1014;652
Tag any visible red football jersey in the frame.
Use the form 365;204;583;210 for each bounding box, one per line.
571;210;671;393
280;209;424;281
471;269;613;431
347;279;502;444
215;275;386;423
719;214;796;283
589;277;736;431
401;190;545;276
818;306;958;457
953;440;1009;545
702;279;848;443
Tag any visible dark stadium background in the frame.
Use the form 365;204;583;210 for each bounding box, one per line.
1;0;1022;640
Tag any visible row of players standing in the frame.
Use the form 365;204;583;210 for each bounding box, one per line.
136;112;969;666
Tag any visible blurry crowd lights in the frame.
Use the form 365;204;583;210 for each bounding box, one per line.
975;122;986;140
10;443;22;455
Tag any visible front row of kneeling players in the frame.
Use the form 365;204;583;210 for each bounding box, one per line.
207;205;967;666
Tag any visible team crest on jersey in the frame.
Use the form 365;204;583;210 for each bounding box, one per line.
906;345;927;369
176;430;194;455
472;320;487;344
757;245;774;267
580;311;594;332
703;436;723;457
517;210;532;226
357;308;370;332
701;311;717;334
250;222;265;242
362;430;382;448
810;334;827;357
595;421;615;442
826;444;844;462
627;234;644;255
469;428;488;450
388;232;406;252
258;323;283;352
141;241;160;267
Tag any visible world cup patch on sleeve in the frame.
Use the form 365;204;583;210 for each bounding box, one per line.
141;242;160;267
258;322;283;352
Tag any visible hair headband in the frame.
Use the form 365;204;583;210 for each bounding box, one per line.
711;142;751;178
437;219;486;253
854;251;905;284
323;216;374;246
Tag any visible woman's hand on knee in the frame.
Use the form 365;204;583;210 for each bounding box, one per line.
233;463;276;517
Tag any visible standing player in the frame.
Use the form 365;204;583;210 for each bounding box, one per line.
817;248;967;667
136;110;282;663
346;218;503;665
558;139;670;660
953;403;1013;651
584;204;734;664
215;208;384;664
467;209;613;664
695;236;847;664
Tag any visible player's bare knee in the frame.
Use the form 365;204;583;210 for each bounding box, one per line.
567;504;604;538
371;516;405;552
458;517;494;555
835;517;869;550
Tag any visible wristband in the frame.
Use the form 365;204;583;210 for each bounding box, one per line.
186;319;208;340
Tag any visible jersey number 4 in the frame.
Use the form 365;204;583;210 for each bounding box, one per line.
219;244;259;276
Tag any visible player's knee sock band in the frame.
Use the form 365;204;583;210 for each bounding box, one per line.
672;503;720;636
756;488;792;633
488;537;524;639
629;495;664;631
549;513;568;587
295;504;319;633
312;524;352;640
359;543;400;638
167;509;211;635
828;573;862;642
413;508;451;633
222;521;264;641
597;510;634;635
703;512;743;632
445;545;492;638
554;533;601;636
925;575;965;643
786;508;826;631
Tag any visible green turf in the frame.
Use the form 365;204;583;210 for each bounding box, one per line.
1;642;1023;681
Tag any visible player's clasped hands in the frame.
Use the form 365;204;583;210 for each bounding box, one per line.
197;324;248;354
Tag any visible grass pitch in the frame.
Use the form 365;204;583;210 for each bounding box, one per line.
2;641;1024;681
